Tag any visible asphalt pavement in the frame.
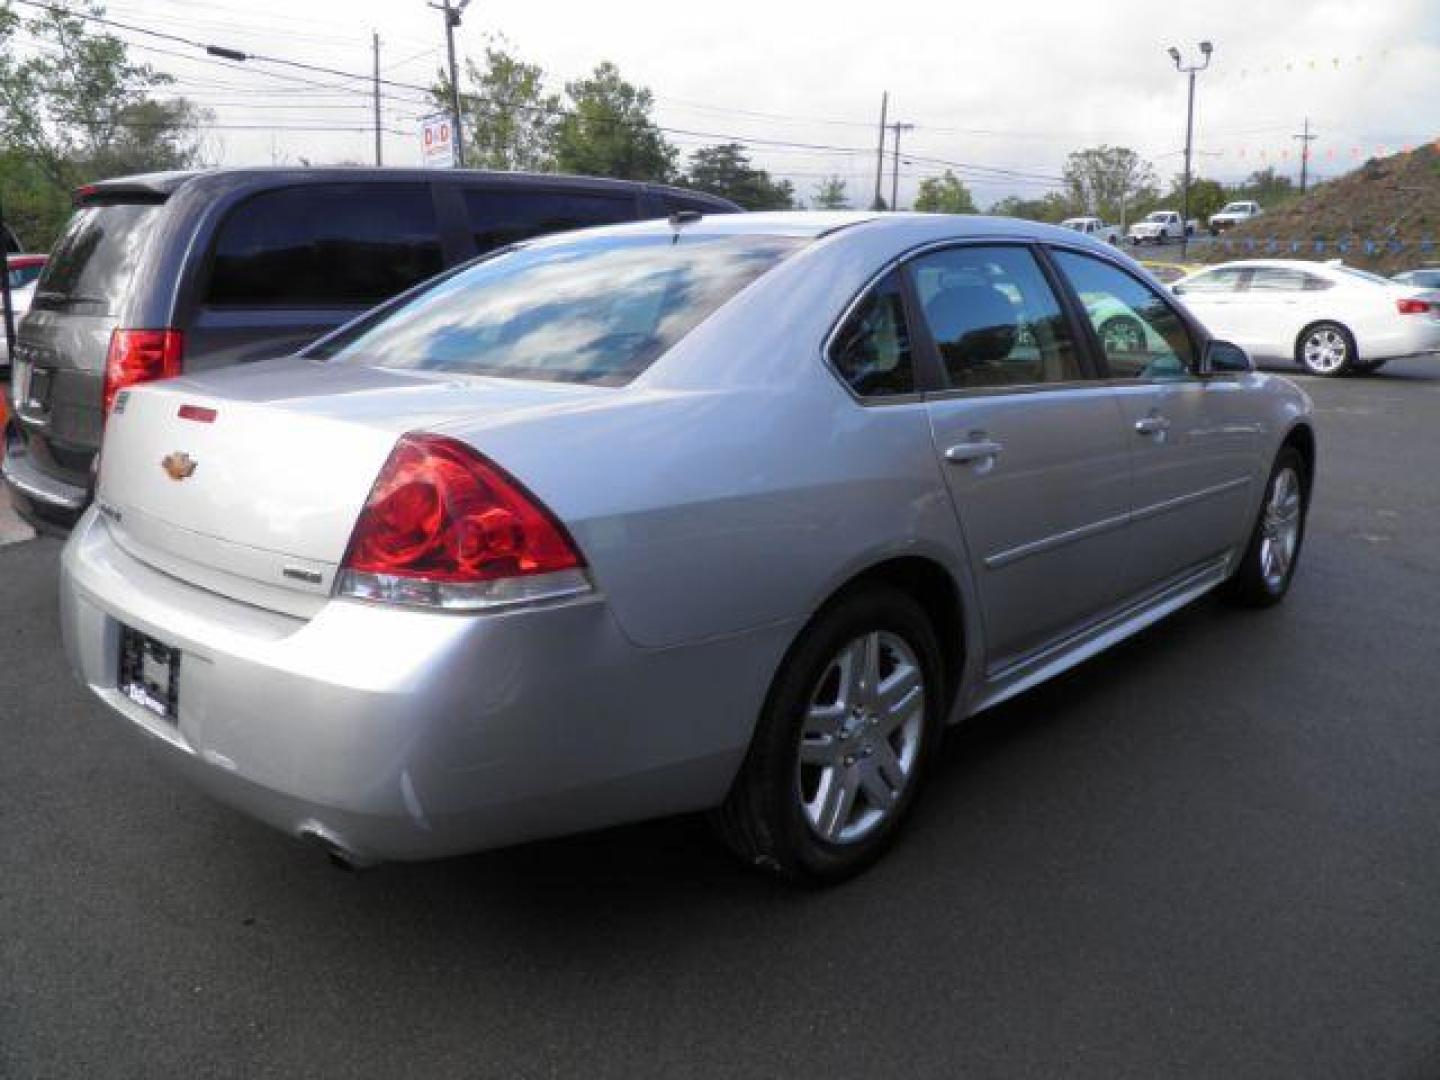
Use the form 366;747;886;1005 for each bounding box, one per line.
2;357;1439;1079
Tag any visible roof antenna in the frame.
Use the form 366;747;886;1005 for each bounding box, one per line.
668;209;702;244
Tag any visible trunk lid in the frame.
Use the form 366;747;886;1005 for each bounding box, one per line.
97;358;610;617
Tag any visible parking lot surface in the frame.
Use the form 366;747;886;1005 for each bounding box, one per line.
3;357;1439;1078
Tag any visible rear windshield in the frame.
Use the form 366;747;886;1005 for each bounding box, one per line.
1338;266;1393;287
33;203;159;315
311;233;804;386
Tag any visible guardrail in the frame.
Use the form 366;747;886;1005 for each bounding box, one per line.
1213;237;1438;257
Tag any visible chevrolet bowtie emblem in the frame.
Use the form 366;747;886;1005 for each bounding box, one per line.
162;452;198;481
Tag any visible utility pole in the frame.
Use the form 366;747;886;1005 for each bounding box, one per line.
1293;117;1317;194
372;31;383;166
871;92;889;210
890;121;914;212
430;0;471;167
1167;41;1212;259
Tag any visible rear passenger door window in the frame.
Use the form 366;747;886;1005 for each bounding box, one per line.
1247;267;1310;293
828;272;915;398
206;184;443;308
1050;250;1195;380
462;188;637;255
907;245;1082;390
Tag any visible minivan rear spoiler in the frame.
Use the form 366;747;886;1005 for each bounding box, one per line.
72;170;201;208
73;183;172;208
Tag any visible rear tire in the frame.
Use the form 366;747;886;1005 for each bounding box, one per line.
1296;321;1356;377
711;586;944;884
1220;447;1309;608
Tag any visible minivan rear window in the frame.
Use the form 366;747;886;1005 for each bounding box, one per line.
312;233;804;386
33;203;159;315
205;183;443;308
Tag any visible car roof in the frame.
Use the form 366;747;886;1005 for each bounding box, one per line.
81;167;741;210
541;211;1126;248
1189;259;1331;272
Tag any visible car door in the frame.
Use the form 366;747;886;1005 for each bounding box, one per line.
1173;266;1249;342
911;243;1133;670
1229;266;1316;359
1050;248;1262;597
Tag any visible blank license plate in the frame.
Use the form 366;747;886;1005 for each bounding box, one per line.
119;626;180;722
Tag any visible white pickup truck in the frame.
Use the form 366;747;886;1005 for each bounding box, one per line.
1208;200;1262;235
1060;216;1122;245
1127;210;1198;245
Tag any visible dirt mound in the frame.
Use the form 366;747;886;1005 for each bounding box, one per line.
1204;143;1440;274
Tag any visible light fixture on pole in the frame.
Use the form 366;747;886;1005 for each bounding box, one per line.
1167;40;1213;258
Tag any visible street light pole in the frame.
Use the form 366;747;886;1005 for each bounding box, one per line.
1167;41;1212;259
430;0;471;167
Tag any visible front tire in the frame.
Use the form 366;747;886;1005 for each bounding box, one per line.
711;586;944;883
1220;447;1309;608
1296;322;1356;377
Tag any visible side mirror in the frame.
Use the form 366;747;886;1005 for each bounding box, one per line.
1201;339;1253;375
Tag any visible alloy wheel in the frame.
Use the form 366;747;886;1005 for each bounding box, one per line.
796;631;926;845
1259;465;1302;590
1302;327;1348;374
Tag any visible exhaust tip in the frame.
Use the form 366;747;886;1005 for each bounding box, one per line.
298;824;377;872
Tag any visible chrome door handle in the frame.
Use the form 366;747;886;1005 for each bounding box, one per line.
1134;415;1171;436
945;439;1004;464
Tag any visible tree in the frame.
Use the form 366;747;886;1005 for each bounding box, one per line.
1237;167;1296;207
434;40;560;172
1164;174;1226;223
0;1;207;246
988;191;1075;223
684;143;794;209
811;175;849;210
553;61;676;183
1061;145;1157;227
913;170;976;214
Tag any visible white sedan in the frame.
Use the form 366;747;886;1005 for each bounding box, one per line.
1174;259;1440;376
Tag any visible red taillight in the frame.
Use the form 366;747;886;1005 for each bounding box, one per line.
178;404;217;423
1396;298;1433;314
338;434;588;610
103;329;184;415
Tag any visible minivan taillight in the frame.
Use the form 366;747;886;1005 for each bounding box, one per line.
337;433;590;611
103;329;184;415
1396;298;1434;315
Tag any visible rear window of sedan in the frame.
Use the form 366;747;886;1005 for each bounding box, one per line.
312;233;804;386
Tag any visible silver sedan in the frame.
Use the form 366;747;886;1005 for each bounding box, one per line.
60;212;1315;882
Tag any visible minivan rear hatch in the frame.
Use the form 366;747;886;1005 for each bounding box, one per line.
15;195;167;448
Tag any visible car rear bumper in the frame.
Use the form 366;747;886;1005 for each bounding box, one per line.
2;425;89;511
2;423;89;530
1365;320;1440;360
60;508;789;862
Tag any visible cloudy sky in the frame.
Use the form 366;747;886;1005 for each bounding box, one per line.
33;0;1440;207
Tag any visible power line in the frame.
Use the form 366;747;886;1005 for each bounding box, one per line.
8;0;1067;187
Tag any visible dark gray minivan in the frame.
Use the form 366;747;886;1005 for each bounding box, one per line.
2;167;737;525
